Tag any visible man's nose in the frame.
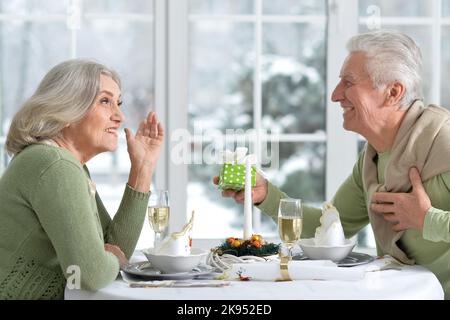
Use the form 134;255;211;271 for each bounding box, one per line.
331;81;344;102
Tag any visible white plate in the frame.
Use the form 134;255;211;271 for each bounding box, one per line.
121;261;216;280
293;252;374;267
142;247;209;274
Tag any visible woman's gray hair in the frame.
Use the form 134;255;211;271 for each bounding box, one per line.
6;59;121;155
347;30;423;107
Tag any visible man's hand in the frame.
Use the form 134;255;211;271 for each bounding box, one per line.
213;172;268;205
370;167;431;231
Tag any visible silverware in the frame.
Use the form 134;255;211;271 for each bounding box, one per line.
129;281;230;288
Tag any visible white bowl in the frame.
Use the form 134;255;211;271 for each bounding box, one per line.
298;238;356;262
142;247;209;274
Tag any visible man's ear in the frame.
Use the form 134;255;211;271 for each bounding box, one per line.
386;81;406;106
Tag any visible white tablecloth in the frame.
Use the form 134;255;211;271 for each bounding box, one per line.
64;251;444;300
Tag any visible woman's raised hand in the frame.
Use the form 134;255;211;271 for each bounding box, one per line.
124;111;164;170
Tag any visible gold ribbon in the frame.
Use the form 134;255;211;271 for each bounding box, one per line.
276;255;292;282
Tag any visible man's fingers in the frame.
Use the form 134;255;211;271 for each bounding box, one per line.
372;192;398;203
222;190;236;198
409;167;425;194
371;203;395;213
235;191;245;203
380;212;398;223
392;223;406;232
213;176;219;185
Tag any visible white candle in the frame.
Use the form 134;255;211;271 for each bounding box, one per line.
244;157;253;240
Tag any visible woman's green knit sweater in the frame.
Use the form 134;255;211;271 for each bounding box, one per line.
0;144;149;299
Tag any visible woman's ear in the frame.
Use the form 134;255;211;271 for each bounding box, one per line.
386;81;406;106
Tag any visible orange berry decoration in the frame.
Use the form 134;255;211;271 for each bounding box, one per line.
226;237;236;245
251;240;262;249
231;239;242;248
251;234;262;243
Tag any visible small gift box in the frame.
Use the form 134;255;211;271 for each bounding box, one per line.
218;148;256;191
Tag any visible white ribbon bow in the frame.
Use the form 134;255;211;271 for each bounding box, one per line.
219;147;257;165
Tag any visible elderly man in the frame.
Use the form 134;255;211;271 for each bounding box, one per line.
214;30;450;299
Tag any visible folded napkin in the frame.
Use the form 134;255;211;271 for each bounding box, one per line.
229;260;365;281
314;203;346;246
154;211;194;256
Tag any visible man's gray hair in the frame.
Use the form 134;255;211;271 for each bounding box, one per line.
6;59;121;155
347;30;423;107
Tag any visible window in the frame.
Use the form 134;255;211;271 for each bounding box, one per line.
359;0;449;107
2;1;449;251
187;0;328;239
0;0;155;248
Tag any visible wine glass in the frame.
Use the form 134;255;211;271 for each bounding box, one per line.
148;190;170;247
278;198;303;260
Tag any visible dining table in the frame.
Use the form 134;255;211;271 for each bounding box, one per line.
64;250;444;300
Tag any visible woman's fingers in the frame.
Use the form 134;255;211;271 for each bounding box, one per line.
157;121;164;139
137;112;163;139
149;114;159;138
146;111;154;124
137;120;145;136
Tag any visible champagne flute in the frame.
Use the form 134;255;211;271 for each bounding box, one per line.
278;198;303;260
148;190;170;247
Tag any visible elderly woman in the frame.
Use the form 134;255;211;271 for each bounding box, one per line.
0;59;163;299
215;30;450;299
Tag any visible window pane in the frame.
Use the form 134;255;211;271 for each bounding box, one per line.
264;142;326;203
263;0;326;15
262;141;327;238
359;26;433;104
77;20;154;241
188;141;325;238
189;22;254;132
358;140;367;154
262;23;326;134
78;20;154;128
0;0;69;14
442;27;450;108
189;0;253;15
0;21;70;125
188;139;254;239
359;0;433;17
84;0;153;14
444;0;450;17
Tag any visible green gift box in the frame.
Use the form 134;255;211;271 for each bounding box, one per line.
218;163;256;191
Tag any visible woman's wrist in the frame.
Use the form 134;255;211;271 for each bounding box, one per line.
128;162;154;193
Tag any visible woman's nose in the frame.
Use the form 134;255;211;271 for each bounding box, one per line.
112;105;125;123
